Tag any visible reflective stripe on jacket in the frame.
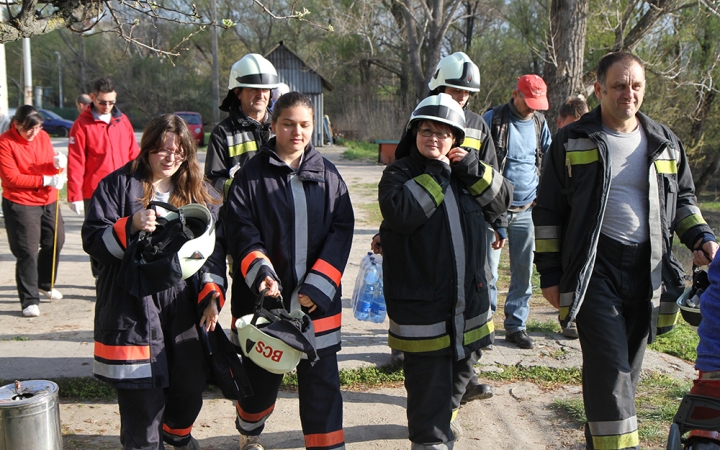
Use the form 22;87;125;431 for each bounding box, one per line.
533;106;714;339
204;107;273;199
81;163;226;388
225;139;354;355
379;142;513;359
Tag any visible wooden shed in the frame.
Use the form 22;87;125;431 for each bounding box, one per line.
265;42;334;147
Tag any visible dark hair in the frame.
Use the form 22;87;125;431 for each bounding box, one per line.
558;96;589;120
76;94;91;105
92;77;115;95
596;52;644;86
12;105;43;131
271;91;314;123
131;114;218;207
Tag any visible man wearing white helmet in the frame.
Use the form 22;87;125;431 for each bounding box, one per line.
204;53;280;199
379;93;512;449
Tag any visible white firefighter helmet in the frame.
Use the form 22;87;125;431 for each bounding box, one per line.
271;83;290;102
119;202;216;298
407;93;466;144
235;310;310;374
428;52;481;93
228;54;280;90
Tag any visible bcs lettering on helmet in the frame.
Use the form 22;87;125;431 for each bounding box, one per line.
254;340;284;362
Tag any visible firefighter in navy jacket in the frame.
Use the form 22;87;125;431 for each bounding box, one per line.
225;92;354;450
379;94;512;449
82;114;226;450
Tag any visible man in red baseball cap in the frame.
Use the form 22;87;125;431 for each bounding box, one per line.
515;74;549;114
483;74;552;350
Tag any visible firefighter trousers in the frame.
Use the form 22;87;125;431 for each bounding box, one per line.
115;287;208;449
236;353;345;449
404;352;475;449
576;233;651;450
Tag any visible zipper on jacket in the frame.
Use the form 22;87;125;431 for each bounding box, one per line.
566;157;572;177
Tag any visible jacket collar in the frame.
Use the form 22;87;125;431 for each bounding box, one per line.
231;106;271;128
260;138;325;182
574;106;673;152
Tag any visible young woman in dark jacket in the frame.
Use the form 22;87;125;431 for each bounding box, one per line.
82;114;226;450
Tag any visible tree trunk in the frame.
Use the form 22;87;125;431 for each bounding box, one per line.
694;150;720;197
543;0;588;133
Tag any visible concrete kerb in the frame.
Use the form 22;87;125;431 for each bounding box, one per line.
0;139;697;449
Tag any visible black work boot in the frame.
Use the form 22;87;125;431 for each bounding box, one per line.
505;330;535;349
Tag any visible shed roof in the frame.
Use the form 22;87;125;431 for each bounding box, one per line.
265;41;334;92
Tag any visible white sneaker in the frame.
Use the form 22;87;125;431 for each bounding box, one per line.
22;305;40;317
39;289;63;300
239;435;263;450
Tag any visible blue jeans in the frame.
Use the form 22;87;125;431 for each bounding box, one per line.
487;207;534;334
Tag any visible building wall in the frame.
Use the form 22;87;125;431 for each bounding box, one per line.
267;46;326;146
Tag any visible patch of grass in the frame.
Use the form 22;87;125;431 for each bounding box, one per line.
552;398;586;423
341;140;377;161
482;364;582;387
549;371;691;448
648;321;698;362
526;319;561;334
2;336;29;341
356;203;383;227
282;365;405;390
0;378;117;401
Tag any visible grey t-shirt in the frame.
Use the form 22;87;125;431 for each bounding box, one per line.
600;123;649;244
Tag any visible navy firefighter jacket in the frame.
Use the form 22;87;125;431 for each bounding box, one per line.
81;162;227;389
225;138;355;356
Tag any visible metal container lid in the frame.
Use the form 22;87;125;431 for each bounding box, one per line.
0;380;58;407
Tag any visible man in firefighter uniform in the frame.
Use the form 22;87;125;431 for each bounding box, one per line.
204;53;280;200
379;94;512;449
533;51;718;449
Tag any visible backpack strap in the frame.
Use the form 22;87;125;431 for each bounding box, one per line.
532;111;546;170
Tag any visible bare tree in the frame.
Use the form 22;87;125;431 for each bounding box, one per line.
543;0;588;130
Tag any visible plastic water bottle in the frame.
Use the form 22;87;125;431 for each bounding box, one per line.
369;276;386;323
351;252;375;309
354;262;379;321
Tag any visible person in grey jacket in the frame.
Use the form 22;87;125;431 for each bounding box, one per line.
533;51;718;449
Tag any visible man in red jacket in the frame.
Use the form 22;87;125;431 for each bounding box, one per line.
67;77;139;278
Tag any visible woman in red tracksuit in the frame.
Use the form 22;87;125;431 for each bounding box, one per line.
0;105;67;317
225;92;354;450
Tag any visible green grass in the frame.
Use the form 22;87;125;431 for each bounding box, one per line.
282;365;405;390
550;371;691;447
482;365;583;387
648;321;699;362
356;203;383;227
341;140;378;161
526;319;561;334
2;336;29;341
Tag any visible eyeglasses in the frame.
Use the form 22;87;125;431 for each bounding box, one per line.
96;100;116;106
154;148;186;161
418;128;453;140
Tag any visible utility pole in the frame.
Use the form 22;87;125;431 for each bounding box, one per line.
23;38;32;105
211;0;219;126
54;52;63;108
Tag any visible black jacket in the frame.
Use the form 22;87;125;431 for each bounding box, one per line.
204;107;273;199
379;139;513;359
225;139;355;355
533;106;715;338
82;162;227;389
